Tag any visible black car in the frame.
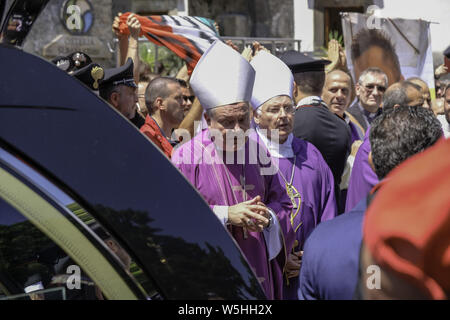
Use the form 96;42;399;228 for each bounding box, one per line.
0;0;265;300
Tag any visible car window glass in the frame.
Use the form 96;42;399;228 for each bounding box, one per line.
0;196;101;300
0;148;160;300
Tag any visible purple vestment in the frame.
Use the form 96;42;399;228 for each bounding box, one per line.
256;134;338;299
172;129;294;299
345;129;379;212
349;122;363;144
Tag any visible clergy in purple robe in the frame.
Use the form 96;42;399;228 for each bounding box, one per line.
172;41;294;299
345;128;379;211
250;51;338;299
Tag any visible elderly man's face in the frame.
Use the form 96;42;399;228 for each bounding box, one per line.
254;95;294;144
205;102;251;152
322;71;352;117
356;72;387;113
444;88;450;123
114;85;138;120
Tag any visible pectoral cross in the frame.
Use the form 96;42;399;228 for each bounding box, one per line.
232;175;255;239
286;183;301;209
232;175;255;201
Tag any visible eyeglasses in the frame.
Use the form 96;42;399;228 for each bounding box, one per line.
266;105;295;115
362;84;387;93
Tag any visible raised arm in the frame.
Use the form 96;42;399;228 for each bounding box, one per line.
125;13;142;84
112;13;129;66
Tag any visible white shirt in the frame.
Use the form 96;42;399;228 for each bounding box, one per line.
437;114;450;139
256;127;294;158
296;96;324;108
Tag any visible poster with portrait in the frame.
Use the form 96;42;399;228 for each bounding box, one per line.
341;12;435;98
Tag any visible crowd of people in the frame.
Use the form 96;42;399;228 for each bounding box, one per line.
51;13;450;300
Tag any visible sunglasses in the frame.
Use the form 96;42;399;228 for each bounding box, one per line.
183;95;195;103
363;84;387;93
266;105;295;115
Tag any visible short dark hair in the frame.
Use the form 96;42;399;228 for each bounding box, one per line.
145;76;180;115
382;80;422;111
370;106;442;180
176;78;188;88
99;83;117;102
293;71;325;96
351;28;401;82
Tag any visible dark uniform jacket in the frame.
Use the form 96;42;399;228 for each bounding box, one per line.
293;96;351;207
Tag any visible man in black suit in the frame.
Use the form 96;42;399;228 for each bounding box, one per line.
279;51;351;211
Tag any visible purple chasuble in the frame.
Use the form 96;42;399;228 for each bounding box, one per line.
345;128;379;211
172;129;293;299
349;122;363;144
255;133;338;299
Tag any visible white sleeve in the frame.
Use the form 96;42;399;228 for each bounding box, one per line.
263;209;283;260
212;205;228;226
340;153;355;190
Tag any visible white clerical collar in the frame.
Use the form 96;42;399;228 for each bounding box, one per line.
296;96;323;108
256;126;294;158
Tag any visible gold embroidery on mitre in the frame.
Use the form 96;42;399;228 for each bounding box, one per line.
91;66;104;89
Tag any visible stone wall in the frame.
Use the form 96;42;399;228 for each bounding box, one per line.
189;0;294;38
23;0;114;67
19;0;294;69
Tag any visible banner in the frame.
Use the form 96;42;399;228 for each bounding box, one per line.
341;13;435;98
119;13;220;74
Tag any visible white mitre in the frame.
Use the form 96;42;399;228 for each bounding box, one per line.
190;40;256;110
250;50;294;109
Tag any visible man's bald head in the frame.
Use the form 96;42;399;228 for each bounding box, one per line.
322;70;353;117
327;69;352;83
407;77;431;109
383;81;423;111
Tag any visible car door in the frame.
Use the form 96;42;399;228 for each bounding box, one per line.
0;45;266;300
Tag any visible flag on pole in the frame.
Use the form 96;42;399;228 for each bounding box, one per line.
118;13;221;74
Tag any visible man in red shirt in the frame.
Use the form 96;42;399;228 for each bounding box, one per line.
140;77;185;158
